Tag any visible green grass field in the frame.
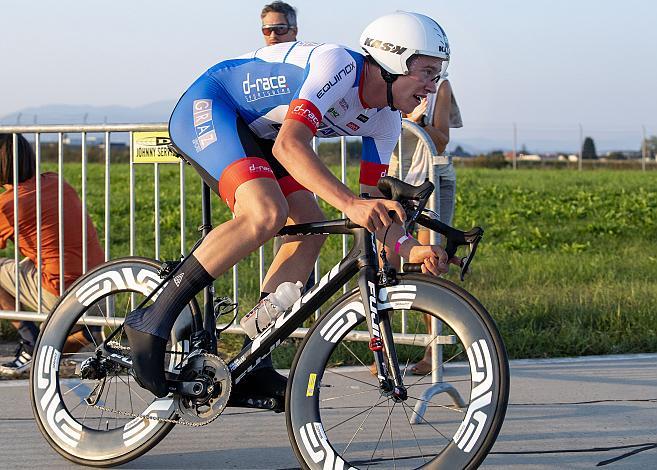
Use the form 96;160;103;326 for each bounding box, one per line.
2;164;656;363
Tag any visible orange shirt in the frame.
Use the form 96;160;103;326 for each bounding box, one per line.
0;172;105;296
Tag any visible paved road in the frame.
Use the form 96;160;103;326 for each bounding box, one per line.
1;354;655;469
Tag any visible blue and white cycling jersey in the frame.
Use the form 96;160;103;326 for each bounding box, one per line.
169;41;401;208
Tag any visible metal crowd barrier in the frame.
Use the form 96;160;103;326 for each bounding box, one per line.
0;121;443;348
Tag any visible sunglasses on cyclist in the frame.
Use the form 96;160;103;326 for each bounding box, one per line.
262;24;294;36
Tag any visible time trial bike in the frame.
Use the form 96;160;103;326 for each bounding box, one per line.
30;175;509;469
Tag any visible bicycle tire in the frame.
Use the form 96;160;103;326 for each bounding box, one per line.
286;274;509;470
29;256;200;467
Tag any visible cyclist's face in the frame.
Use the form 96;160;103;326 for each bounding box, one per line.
262;12;297;46
393;56;442;114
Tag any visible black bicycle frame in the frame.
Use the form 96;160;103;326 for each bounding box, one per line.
177;181;407;389
224;218;399;386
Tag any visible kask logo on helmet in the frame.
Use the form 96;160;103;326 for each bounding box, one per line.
363;38;407;55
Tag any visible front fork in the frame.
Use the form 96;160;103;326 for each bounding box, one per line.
358;258;407;401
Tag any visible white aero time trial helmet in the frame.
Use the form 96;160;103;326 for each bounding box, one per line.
359;11;450;77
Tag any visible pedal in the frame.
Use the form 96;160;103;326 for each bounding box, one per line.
227;395;284;413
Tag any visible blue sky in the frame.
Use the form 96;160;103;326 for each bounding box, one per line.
2;0;656;151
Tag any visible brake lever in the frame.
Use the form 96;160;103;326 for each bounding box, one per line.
458;231;483;281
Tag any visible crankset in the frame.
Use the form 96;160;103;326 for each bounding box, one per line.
173;351;231;425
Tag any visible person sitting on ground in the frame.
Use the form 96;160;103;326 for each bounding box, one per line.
124;11;459;403
0;133;105;376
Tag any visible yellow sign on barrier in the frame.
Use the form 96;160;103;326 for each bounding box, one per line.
131;131;180;163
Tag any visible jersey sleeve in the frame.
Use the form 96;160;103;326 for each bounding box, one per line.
285;46;358;135
359;112;402;186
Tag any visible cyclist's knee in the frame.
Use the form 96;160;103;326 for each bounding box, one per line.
244;200;289;242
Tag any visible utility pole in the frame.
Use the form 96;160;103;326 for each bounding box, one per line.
512;123;517;170
642;125;647;171
578;123;583;171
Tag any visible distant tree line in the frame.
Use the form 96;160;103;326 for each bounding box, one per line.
15;134;657;168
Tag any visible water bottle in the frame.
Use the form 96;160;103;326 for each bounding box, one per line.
240;281;303;339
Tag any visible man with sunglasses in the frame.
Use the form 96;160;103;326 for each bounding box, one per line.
125;11;455;405
261;2;298;46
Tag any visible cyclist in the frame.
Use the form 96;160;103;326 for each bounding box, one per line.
125;11;455;400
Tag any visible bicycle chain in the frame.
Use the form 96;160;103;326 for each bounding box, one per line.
90;351;226;427
92;402;212;427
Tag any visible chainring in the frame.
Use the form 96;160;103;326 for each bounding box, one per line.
174;352;232;425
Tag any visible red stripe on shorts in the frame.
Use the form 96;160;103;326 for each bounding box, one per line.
218;157;276;211
278;175;308;197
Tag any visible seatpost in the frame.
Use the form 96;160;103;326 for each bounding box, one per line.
200;182;217;352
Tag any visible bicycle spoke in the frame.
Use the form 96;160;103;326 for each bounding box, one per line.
124;372;151;405
406;376;472;389
67;396;88;415
400;399;429;466
325;368;378;389
400;401;451;442
325;396;388;432
401;356;413;382
126;374;135;414
81;397;90;426
91;301;113;338
320;388;380;403
368;398;397;469
405;347;466;390
114;375;119;430
385;397;397;470
405;392;465;414
339;341;373;370
341;398;382;455
61;351;96;357
62;380;90;396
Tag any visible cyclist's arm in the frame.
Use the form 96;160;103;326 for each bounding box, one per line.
362;183;452;276
273;121;404;231
273;120;357;213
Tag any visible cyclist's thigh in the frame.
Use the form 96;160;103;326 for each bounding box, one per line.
286;190;324;224
233;177;287;218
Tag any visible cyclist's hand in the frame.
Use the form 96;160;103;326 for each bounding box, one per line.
408;244;459;276
345;198;405;232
